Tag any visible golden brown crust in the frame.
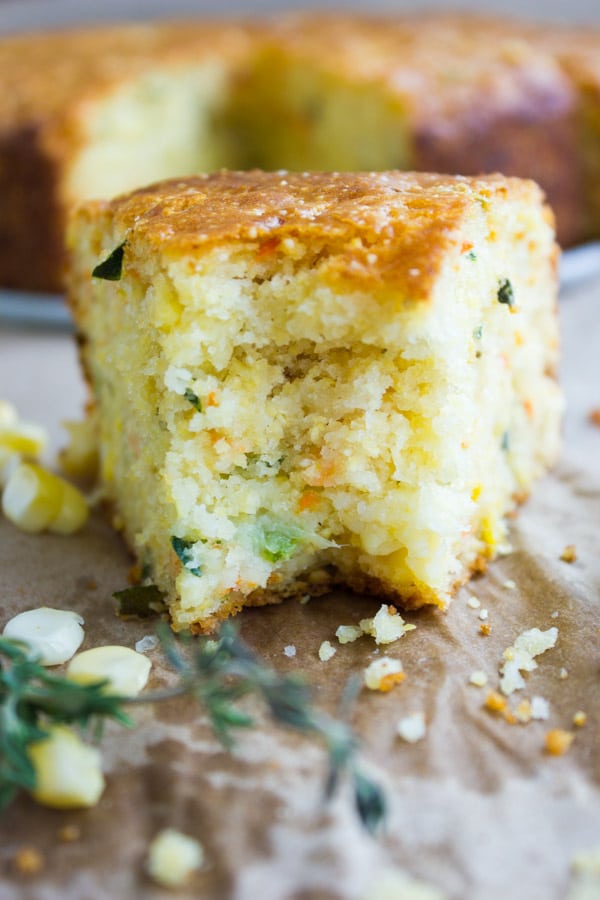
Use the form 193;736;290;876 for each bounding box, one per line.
0;12;597;291
74;169;546;300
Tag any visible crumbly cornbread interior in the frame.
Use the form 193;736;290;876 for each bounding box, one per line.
69;173;562;631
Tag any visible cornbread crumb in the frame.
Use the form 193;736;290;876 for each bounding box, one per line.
573;711;587;727
503;579;517;590
364;657;404;691
550;610;559;619
478;609;489;621
588;408;600;427
514;699;533;723
469;670;488;687
147;828;204;888
559;667;569;680
12;846;44;876
283;644;297;658
336;624;363;644
360;866;447;900
560;544;578;563
545;728;575;755
531;696;550;720
397;711;427;743
479;623;492;636
500;627;558;695
484;690;508;713
318;640;336;662
360;605;415;645
57;825;81;843
466;596;481;609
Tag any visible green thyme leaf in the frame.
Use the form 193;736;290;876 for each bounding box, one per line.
171;536;202;577
497;278;515;307
466;250;477;261
113;584;166;619
92;242;126;281
184;389;202;412
501;430;510;452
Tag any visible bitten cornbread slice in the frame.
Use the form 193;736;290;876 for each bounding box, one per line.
67;170;562;632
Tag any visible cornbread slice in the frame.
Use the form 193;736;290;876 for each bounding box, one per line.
3;13;600;292
67;170;562;632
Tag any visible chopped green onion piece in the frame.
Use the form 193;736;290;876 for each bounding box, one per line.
171;537;202;577
497;278;514;307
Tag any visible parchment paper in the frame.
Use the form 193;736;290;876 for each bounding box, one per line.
0;275;598;900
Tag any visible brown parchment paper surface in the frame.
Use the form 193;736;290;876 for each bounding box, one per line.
0;276;598;900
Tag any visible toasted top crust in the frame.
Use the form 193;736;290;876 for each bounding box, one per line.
71;170;550;297
0;21;253;128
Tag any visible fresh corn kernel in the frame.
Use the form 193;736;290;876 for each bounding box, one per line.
59;419;99;481
47;479;89;535
27;725;104;809
2;462;88;534
2;607;84;666
67;645;152;696
147;828;204;888
0;400;18;427
0;446;21;488
0;421;48;457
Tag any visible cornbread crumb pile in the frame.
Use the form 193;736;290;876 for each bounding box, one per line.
67;170;561;633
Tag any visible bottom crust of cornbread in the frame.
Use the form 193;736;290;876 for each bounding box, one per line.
68;170;562;632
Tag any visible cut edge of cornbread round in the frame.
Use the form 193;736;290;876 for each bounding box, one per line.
67;169;562;632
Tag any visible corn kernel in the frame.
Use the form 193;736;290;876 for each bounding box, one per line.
147;829;204;888
3;607;85;666
47;479;89;535
0;421;48;457
59;419;99;481
0;400;18;427
2;462;88;535
67;645;151;696
27;725;104;809
0;446;20;488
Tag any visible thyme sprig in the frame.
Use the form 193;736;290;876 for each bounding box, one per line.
0;624;386;833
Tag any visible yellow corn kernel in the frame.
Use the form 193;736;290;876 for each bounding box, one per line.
147;829;204;888
48;479;89;535
27;726;105;809
2;463;88;535
67;645;152;696
0;446;20;488
0;421;48;457
59;419;99;481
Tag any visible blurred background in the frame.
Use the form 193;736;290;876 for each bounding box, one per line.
1;0;600;33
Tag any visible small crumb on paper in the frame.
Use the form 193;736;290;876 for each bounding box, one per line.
588;408;600;427
478;609;489;621
573;711;587;728
364;657;404;692
514;699;533;723
336;624;363;644
57;825;81;843
283;644;296;658
560;544;578;563
12;846;44;876
397;711;426;744
499;627;558;695
135;635;159;653
559;667;569;680
503;579;516;590
360;604;416;645
484;691;508;713
545;728;575;756
469;670;488;687
531;696;550;720
467;596;481;609
318;641;336;662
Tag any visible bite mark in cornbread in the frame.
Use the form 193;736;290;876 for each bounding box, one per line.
67;170;562;632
